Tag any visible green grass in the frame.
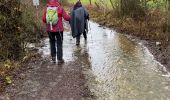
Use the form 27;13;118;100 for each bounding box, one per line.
68;0;113;9
68;0;97;5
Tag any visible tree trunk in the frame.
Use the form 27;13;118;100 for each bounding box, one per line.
89;0;92;5
109;0;114;10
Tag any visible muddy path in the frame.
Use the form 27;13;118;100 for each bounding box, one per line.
0;58;94;100
1;21;170;100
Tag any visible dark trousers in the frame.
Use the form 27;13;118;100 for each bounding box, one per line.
76;30;87;43
48;32;63;60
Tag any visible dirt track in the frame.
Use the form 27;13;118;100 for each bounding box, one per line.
0;57;94;100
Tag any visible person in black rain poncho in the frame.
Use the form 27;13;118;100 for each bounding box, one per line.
70;1;89;45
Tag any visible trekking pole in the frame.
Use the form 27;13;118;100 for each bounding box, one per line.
88;20;93;44
88;20;91;32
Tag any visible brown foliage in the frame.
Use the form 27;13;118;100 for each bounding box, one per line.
89;8;170;45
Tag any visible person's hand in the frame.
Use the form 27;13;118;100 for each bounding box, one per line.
66;11;70;14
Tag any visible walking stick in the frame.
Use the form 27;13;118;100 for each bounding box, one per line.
88;20;93;44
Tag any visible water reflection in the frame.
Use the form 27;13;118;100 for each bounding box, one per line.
40;21;170;99
85;21;170;99
73;43;92;69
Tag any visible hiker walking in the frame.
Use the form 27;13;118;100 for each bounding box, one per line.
70;1;89;46
42;0;71;64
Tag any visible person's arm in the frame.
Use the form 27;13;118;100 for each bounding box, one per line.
84;7;89;20
62;8;71;21
42;8;47;23
86;13;89;20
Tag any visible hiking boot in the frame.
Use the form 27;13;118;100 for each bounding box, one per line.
84;38;87;42
76;41;80;46
52;57;56;63
58;59;64;64
84;37;87;41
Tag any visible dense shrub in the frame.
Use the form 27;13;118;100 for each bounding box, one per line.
0;0;42;61
0;0;22;60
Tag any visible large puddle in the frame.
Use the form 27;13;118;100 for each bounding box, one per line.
39;21;170;99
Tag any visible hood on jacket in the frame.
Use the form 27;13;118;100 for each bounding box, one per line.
47;0;59;7
49;0;58;3
73;1;82;10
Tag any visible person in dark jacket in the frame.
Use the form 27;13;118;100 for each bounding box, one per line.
70;1;89;45
42;0;71;64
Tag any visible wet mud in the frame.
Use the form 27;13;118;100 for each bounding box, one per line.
0;57;94;100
